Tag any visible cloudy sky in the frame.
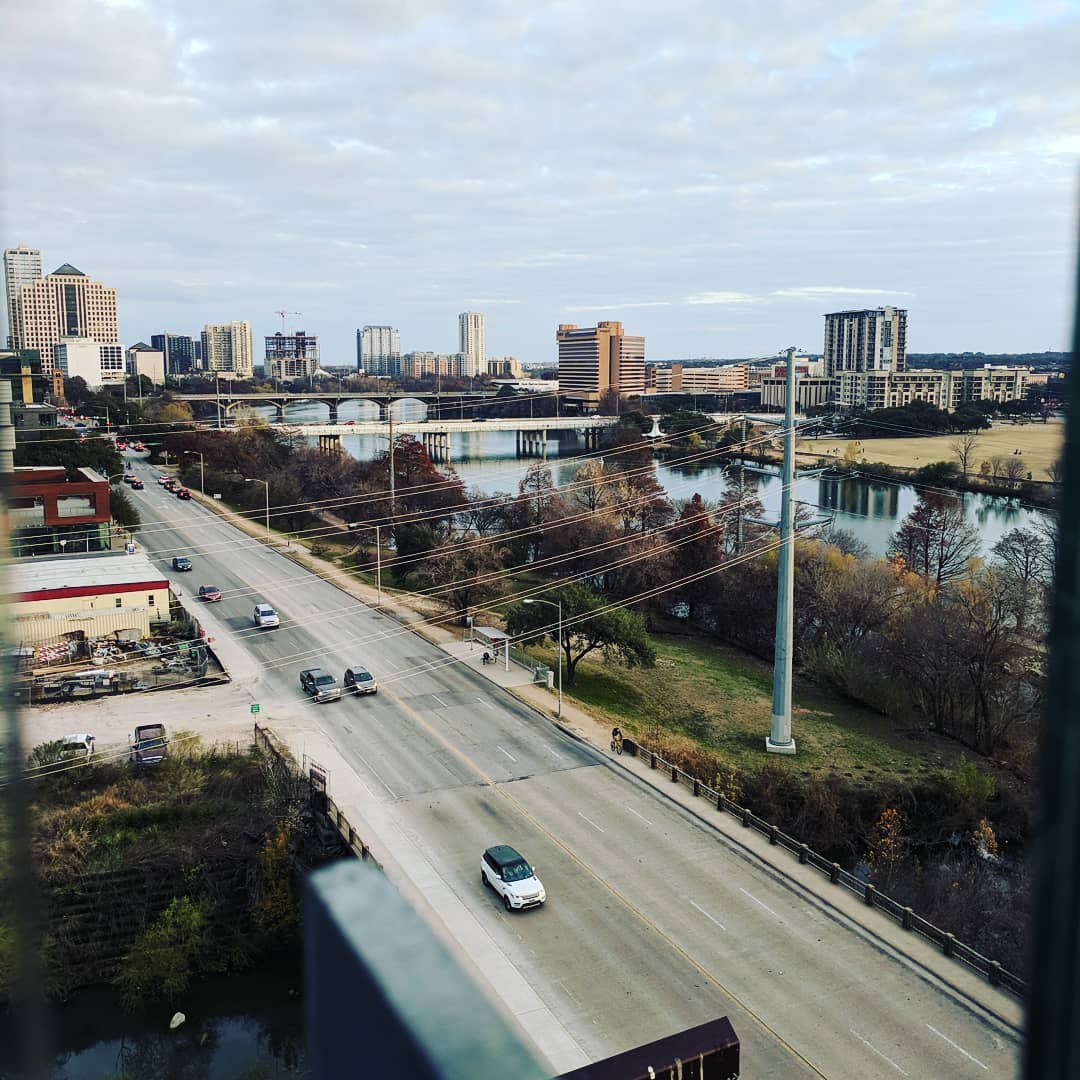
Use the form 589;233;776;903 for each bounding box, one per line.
2;0;1078;364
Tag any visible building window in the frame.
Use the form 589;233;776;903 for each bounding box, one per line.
148;595;155;607
115;597;123;608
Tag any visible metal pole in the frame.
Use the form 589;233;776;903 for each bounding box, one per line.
264;482;270;543
375;524;382;608
388;406;395;518
738;414;747;553
767;349;797;755
556;600;563;718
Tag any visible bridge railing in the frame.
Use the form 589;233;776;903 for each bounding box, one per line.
624;737;1026;998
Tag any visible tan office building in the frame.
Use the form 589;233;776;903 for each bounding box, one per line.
557;321;645;403
16;263;119;376
648;363;750;394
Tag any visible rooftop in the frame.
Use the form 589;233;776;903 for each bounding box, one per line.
10;552;168;597
50;263;85;277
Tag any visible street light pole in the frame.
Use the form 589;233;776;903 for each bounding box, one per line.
244;477;270;543
523;597;562;718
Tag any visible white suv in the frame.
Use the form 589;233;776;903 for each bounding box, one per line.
253;603;280;628
481;845;546;911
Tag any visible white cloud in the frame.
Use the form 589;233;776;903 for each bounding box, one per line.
685;292;758;305
1;0;1074;357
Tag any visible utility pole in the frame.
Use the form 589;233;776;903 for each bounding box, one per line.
767;348;797;755
387;405;396;518
737;414;747;553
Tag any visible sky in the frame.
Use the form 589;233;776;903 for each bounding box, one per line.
2;0;1078;365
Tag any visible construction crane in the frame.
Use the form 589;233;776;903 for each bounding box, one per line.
274;310;302;334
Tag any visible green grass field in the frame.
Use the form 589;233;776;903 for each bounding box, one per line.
533;633;956;783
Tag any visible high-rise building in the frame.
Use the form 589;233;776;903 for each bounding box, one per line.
151;332;197;376
16;263;119;376
202;321;254;378
823;306;907;378
556;321;645;402
4;245;42;349
265;330;319;381
126;343;166;386
358;325;401;375
458;312;485;378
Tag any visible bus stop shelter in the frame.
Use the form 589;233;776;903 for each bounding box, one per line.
470;625;510;671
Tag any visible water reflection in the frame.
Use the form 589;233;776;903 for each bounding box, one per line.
248;401;1050;558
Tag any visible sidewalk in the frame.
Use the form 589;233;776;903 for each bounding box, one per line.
190;488;1023;1033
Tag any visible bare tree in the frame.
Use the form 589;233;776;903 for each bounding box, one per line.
950;433;980;476
1046;456;1065;485
888;494;980;586
991;527;1053;633
1002;457;1027;487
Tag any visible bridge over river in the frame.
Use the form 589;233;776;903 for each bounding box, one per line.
283;415;621;460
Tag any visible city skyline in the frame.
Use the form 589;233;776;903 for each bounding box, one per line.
4;2;1077;364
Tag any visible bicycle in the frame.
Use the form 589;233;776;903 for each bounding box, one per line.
610;729;623;755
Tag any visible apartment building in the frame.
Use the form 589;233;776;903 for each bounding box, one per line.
823;307;907;378
203;321;254;378
557;321;645;403
358;325;401;375
829;366;1031;411
488;356;524;378
4;245;42;349
403;351;468;379
16;264;119;376
458;312;486;378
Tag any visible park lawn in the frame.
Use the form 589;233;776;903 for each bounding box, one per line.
539;633;954;784
808;419;1064;479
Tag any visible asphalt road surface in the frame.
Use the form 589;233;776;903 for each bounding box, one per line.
125;455;1022;1078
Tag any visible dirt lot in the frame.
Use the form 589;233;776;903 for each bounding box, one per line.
807;418;1065;478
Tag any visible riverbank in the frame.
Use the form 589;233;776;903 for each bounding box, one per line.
0;734;318;1005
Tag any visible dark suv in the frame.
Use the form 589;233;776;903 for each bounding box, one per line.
172;556;192;571
131;724;168;766
300;668;341;703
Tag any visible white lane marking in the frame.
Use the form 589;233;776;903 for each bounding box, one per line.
625;805;654;827
382;659;399;671
577;811;605;833
477;698;496;711
558;980;580;1006
432;694;450;708
925;1025;989;1071
497;745;518;762
351;748;398;800
739;887;781;920
850;1030;908;1076
546;745;567;763
689;899;726;931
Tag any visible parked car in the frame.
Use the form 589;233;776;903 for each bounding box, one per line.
481;845;546;911
253;603;280;628
343;665;378;695
172;556;192;571
300;668;341;703
198;584;222;602
175;488;192;500
131;478;144;490
55;732;95;764
131;723;168;767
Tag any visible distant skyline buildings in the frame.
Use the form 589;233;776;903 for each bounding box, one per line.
358;325;401;376
458;311;485;378
203;321;255;378
11;259;120;377
266;329;319;380
151;332;200;375
3;244;42;350
823;306;907;379
556;320;645;402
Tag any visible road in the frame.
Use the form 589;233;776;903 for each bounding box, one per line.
123;454;1022;1078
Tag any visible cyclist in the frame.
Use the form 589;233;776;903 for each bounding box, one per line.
610;726;623;754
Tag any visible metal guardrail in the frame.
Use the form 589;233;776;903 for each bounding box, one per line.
626;737;1026;998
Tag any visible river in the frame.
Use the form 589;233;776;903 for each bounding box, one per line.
252;400;1048;556
0;962;307;1079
